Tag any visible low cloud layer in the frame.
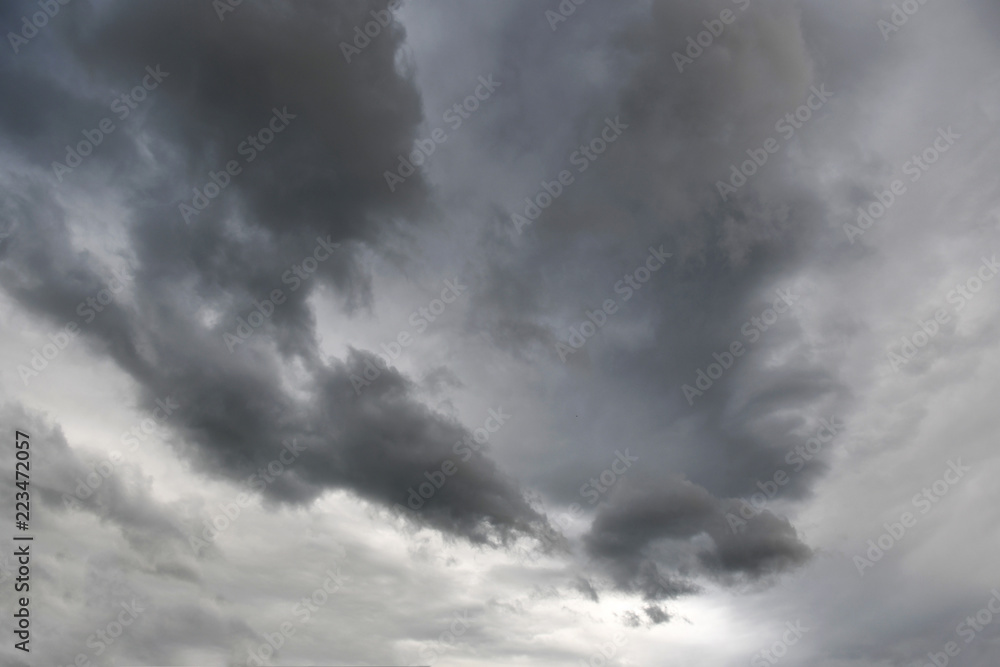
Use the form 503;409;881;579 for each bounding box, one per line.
2;0;1000;665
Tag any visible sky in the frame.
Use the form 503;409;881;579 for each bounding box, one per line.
1;0;1000;665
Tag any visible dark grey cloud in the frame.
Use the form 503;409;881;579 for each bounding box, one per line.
440;0;862;595
0;0;547;548
643;604;670;625
571;574;600;603
583;474;810;597
4;0;1000;663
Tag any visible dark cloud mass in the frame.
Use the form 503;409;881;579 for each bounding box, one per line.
583;475;810;594
0;0;546;545
2;0;999;664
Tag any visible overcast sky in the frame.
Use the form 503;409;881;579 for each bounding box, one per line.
2;0;1000;665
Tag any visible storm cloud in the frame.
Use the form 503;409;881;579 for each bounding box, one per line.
2;0;1000;665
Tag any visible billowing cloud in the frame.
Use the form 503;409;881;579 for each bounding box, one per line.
3;0;1000;664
